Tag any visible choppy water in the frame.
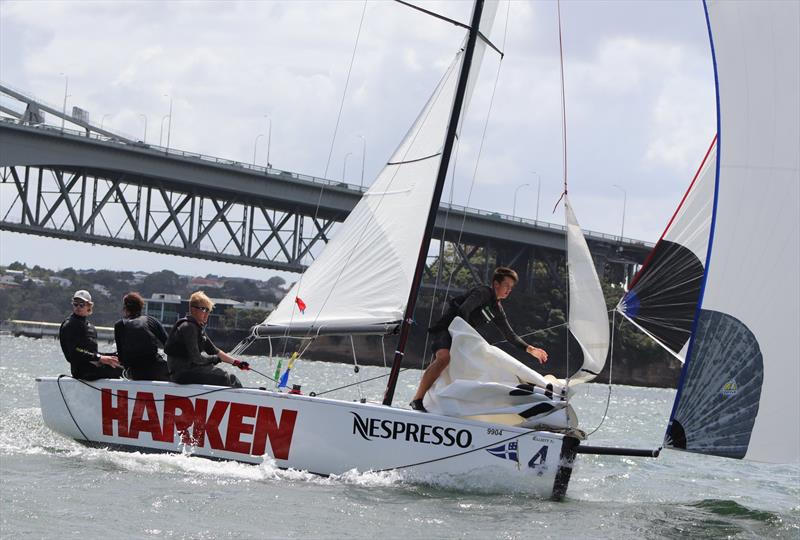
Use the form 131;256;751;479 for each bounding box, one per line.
1;335;798;539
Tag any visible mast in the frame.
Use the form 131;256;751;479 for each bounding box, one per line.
383;0;486;406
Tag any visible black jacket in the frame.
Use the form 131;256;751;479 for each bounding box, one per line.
429;285;529;351
114;315;168;371
165;316;220;377
59;313;121;380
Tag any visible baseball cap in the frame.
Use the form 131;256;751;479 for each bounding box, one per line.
73;290;93;303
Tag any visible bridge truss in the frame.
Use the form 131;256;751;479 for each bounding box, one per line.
1;165;336;273
1;164;545;290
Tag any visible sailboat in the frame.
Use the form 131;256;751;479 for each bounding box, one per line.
37;0;591;500
35;0;799;500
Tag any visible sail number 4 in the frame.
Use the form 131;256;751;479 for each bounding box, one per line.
487;428;504;436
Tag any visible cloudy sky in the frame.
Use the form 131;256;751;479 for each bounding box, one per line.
0;0;716;281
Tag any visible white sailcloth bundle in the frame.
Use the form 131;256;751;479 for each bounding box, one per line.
424;317;573;429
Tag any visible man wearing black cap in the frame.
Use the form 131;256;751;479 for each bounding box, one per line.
59;289;123;380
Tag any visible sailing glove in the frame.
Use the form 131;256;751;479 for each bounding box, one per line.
233;360;250;371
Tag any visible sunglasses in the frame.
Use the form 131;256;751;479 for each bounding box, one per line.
191;304;211;313
72;302;88;308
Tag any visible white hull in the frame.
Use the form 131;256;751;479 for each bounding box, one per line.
37;377;578;499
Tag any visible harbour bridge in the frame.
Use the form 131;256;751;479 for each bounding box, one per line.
0;84;652;292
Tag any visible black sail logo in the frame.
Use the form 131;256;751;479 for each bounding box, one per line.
351;412;472;448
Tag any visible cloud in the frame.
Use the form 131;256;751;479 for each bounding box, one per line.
1;0;717;275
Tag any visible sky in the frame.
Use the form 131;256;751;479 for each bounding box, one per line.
0;0;716;281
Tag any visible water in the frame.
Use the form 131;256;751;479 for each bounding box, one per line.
1;335;798;539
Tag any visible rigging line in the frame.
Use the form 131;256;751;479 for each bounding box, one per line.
421;2;511;369
323;0;368;180
552;0;569;213
419;0;512;368
314;368;409;397
393;0;504;58
61;375;246;402
586;308;616;437
278;0;368;356
419;137;460;369
556;0;570;390
349;335;364;401
57;375;89;440
438;0;512;307
286;45;461;351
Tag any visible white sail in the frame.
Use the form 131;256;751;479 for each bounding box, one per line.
617;138;716;361
424;317;571;428
262;3;498;333
565;196;609;384
666;0;799;464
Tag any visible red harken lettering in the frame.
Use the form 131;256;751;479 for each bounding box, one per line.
100;390;298;459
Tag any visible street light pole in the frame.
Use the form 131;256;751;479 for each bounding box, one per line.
357;134;366;188
265;115;272;168
342;152;353;182
532;171;542;222
512;183;530;218
59;73;69;132
159;115;169;146
613;184;627;243
100;114;111;130
253;133;264;165
164;94;173;153
138;114;148;143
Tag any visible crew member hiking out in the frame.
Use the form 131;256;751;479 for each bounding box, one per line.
165;291;250;388
409;267;548;412
59;289;123;380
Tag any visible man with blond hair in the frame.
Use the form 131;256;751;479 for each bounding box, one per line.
165;291;250;387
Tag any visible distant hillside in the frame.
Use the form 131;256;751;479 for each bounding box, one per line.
0;262;288;328
0;261;681;388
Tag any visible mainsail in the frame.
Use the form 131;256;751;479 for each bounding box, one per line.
257;3;498;336
665;0;799;463
617;137;716;361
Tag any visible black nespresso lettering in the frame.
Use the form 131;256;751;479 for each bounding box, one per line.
420;424;432;444
350;413;471;448
381;419;392;438
444;427;456;447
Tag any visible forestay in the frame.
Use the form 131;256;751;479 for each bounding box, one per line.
618;138;716;361
665;0;800;463
565;195;609;384
259;3;498;335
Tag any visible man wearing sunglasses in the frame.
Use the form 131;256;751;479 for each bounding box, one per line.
59;290;123;380
165;291;249;388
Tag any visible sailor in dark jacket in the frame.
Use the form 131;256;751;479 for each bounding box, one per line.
59;289;123;380
409;267;548;412
114;292;169;381
165;291;250;387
